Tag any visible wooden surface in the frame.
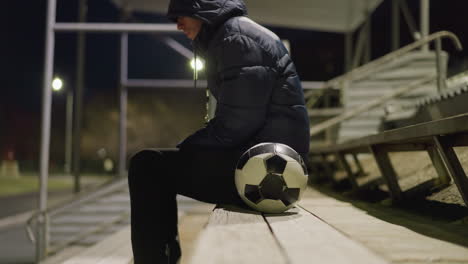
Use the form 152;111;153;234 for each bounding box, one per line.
191;187;468;264
311;113;468;154
50;201;214;264
190;202;390;264
189;206;288;264
300;188;468;263
179;203;215;264
265;206;389;264
55;187;468;264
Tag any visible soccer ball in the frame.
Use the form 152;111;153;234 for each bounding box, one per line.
235;143;308;213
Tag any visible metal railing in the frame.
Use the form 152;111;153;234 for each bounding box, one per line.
26;178;129;253
307;31;463;140
39;0;187;260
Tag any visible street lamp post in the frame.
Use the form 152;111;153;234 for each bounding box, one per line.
64;85;73;175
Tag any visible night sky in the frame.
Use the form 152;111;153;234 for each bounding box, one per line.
3;0;468;160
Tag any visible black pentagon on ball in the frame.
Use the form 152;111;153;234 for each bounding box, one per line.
275;143;308;175
236;143;276;170
265;155;287;174
281;188;300;206
244;184;263;204
259;173;287;200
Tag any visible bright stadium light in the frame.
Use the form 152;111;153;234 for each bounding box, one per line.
190;58;204;72
52;77;63;92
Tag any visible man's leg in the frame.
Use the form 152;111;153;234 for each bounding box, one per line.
128;148;244;263
128;149;180;264
176;148;244;206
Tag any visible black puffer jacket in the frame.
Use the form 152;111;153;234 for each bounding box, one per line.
167;0;310;159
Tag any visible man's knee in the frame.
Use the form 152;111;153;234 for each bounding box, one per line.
130;149;162;167
128;149;178;196
128;149;165;182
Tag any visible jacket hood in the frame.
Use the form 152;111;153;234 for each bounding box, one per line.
167;0;247;26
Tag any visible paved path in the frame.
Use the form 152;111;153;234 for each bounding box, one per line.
0;225;35;264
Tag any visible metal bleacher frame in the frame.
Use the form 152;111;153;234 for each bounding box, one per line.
310;113;468;205
307;31;468;206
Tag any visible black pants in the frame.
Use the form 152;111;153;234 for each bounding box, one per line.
128;148;244;264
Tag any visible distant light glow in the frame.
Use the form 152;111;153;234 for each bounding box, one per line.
190;58;204;72
104;158;114;172
52;78;63;92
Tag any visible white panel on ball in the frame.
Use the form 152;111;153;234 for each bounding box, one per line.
256;199;291;214
282;161;308;189
236;154;270;186
242;197;259;211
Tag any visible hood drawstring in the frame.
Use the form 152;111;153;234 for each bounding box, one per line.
193;42;198;87
193;42;210;125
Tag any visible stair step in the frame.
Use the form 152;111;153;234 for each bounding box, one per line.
335;50;448;143
341;119;381;128
339;130;379;140
369;51;447;73
340;108;385;116
49;226;98;243
380;60;443;73
346;89;431;98
96;194;130;204
77;204;130;214
52;214;123;225
347;80;413;89
51;225;87;234
75;232;118;246
371;69;437;81
308;108;344;117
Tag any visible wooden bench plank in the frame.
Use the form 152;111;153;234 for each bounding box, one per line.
265;206;390;264
188;206;288;264
179;203;215;264
311;113;468;154
309;114;468;205
300;188;468;263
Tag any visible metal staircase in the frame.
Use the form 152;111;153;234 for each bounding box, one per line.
305;31;462;146
338;51;448;142
48;180;131;252
27;179;131;255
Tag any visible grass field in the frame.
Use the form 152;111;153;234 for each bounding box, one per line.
0;174;111;197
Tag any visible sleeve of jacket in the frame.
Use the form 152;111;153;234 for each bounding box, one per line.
178;34;274;150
